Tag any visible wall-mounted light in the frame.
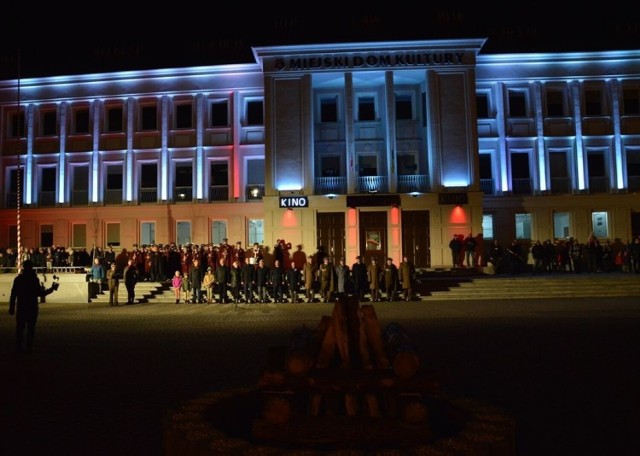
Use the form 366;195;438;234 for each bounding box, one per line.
410;192;420;198
327;194;336;200
368;189;378;194
251;188;259;198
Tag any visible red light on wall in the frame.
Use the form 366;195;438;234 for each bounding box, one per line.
348;207;357;225
390;206;399;225
282;209;298;227
450;205;468;224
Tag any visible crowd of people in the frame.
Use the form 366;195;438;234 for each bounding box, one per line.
450;233;640;275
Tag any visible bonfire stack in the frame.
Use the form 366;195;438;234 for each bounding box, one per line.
253;295;440;449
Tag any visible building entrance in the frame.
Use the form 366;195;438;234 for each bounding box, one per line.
359;211;387;265
316;212;346;263
401;210;430;268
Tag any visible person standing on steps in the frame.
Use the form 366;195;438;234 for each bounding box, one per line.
123;259;138;304
106;262;120;306
172;270;183;304
9;259;58;353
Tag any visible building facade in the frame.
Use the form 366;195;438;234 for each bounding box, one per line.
1;39;639;268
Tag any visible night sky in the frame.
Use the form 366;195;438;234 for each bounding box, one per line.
1;5;639;80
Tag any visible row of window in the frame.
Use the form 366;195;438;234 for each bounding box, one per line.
7;99;264;138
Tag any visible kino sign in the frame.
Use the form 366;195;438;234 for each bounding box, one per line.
279;196;309;209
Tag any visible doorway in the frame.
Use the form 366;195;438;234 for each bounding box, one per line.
359;211;387;265
316;212;346;264
401;210;430;268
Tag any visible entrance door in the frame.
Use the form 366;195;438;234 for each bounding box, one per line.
401;210;430;268
359;211;387;265
317;212;345;264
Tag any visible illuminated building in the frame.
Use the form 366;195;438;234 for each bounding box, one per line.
1;39;639;268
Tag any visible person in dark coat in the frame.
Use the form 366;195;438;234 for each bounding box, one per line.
255;259;271;303
383;257;399;301
9;259;57;353
188;258;204;303
214;258;230;303
241;259;256;303
123;259;138;304
285;260;302;303
270;259;285;303
351;255;368;301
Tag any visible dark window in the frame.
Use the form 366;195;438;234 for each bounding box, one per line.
75;109;90;134
211;163;228;185
73;166;88;190
511;153;530;179
141;105;157;130
320;98;338;123
480;154;492;179
210;101;228;127
421;92;427;127
358;97;375;121
508;91;527;117
41;168;56;192
140;164;157;188
175;164;192;186
246;100;264;126
176;104;192;129
106;107;123;133
476;93;489;118
106;166;123;190
9;168;23;192
623;89;640;115
587;153;606;177
42;111;57;136
585;89;602;116
247;159;265;184
11;112;25;137
546;90;564;117
395;94;412;120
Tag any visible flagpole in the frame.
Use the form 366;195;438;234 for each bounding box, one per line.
16;50;22;272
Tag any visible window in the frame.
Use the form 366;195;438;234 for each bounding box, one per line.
211;163;228;185
395;94;413;120
508;90;527;117
358;154;378;176
515;213;532;240
553;212;571;239
106;223;120;247
592;212;609;238
320;97;338;123
210;100;229;127
320;155;340;177
584;89;603;116
246;100;264;126
74;108;90;134
175;104;192;129
72;224;87;248
10;112;25;138
40;224;53;248
105;165;123;204
71;166;89;205
175;163;193;201
476;93;489;118
211;220;228;245
247;159;265;185
140;222;155;246
41;167;56;192
358;96;376;121
546;90;565;117
140;163;157;188
106;106;123;133
141;105;158;130
176;221;191;245
622;88;640;115
248;219;264;246
482;214;494;239
41;111;57;136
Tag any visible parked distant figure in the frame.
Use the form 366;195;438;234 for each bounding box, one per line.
367;257;382;302
464;234;477;268
383;257;399;301
172;270;183;304
9;259;57;353
335;258;350;297
449;235;462;268
215;258;230;303
399;255;415;302
317;256;335;303
123;259;138;304
351;255;368;300
302;256;317;302
286;260;302;303
106;263;120;307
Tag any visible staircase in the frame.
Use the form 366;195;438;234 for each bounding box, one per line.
89;281;173;305
416;272;640;300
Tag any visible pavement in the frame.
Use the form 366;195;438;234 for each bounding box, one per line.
1;287;639;456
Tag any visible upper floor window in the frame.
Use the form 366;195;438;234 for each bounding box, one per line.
507;90;527;117
41;110;57;136
210;100;229;127
584;89;604;116
476;93;489;118
395;94;413;120
545;89;565;117
175;103;193;129
74;108;90;134
246;100;264;126
10;112;25;138
622;88;640;116
320;97;338;123
140;105;158;131
106;106;123;133
357;96;376;121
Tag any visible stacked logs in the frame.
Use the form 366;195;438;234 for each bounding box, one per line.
253;295;440;449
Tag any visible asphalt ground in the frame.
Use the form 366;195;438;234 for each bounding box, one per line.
1;295;639;456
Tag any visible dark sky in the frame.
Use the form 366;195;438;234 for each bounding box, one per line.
1;5;639;80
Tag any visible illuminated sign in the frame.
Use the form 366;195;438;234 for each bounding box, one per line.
279;196;309;208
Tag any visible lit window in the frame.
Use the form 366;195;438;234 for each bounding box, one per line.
591;212;609;238
515;213;532;240
482;214;494;239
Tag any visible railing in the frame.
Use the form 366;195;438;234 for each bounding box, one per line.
104;189;123;205
72;190;89;206
174;187;193;202
629;175;640;192
397;174;430;193
480;179;494;195
588;176;609;193
140;188;158;204
356;176;388;193
550;177;571;194
209;185;229;202
314;177;347;195
511;178;532;195
245;184;264;201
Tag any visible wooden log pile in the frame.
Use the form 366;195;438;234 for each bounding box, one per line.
253;295;440;449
